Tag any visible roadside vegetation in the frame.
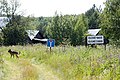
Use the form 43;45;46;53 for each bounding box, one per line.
0;44;120;80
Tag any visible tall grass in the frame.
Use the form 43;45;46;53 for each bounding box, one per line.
0;44;120;80
19;59;39;80
0;46;6;80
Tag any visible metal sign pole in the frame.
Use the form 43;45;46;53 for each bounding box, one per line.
50;41;52;52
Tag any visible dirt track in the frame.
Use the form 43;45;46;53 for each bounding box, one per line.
4;59;61;80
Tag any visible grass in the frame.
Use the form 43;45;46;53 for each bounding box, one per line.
19;59;39;80
0;44;120;80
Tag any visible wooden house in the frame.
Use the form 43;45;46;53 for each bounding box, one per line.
26;30;47;44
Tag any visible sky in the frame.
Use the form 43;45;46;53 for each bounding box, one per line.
19;0;106;17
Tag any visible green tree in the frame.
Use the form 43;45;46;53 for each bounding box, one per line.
0;0;20;19
50;12;88;46
0;0;28;45
3;15;28;45
100;0;120;46
0;31;4;45
50;13;76;45
72;14;88;46
50;13;62;45
85;4;100;29
37;17;52;37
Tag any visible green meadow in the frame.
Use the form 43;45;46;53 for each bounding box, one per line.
0;44;120;80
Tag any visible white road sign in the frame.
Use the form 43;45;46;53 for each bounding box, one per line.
87;35;104;44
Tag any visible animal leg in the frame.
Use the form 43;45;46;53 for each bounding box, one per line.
13;54;14;58
16;54;19;58
11;54;12;58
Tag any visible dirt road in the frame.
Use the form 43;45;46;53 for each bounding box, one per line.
3;59;61;80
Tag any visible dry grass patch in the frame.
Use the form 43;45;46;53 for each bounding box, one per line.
19;59;39;80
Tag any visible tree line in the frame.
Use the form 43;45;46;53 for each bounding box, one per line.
0;0;120;47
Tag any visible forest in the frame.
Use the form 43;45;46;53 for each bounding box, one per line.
0;0;120;46
0;0;120;80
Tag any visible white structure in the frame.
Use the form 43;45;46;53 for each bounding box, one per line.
0;17;9;28
87;35;104;44
33;38;48;42
87;29;104;45
26;30;39;40
88;29;101;36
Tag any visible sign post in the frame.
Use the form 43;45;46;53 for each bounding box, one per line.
47;39;55;52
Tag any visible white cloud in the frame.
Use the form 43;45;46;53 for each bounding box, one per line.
19;0;106;17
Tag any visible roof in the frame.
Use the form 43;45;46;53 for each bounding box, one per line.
0;17;9;28
88;29;101;35
26;30;39;40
